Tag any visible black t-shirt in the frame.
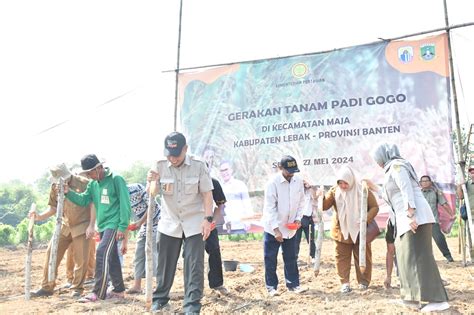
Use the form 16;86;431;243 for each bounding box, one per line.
212;178;226;205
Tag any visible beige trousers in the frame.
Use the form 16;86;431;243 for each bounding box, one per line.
41;232;90;292
334;240;372;285
66;238;96;281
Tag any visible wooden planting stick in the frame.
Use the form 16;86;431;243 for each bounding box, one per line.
145;179;158;310
359;181;368;273
48;178;65;282
314;186;324;277
461;184;474;263
25;203;36;300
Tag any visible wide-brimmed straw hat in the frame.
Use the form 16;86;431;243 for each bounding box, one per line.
49;163;72;184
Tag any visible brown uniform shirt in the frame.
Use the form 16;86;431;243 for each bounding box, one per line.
322;186;379;244
48;174;91;237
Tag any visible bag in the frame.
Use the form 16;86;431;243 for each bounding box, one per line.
460;203;468;221
366;219;382;243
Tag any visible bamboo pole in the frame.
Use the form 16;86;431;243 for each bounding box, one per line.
359;182;368;273
24;203;36;300
459;214;466;265
48;178;65;282
313;186;324;277
173;0;184;131
145;180;159;310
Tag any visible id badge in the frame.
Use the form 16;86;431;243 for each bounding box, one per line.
162;183;173;193
101;195;110;204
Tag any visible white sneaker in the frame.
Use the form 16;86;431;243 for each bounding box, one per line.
267;288;279;297
421;302;450;312
358;283;368;290
288;286;308;294
340;283;352;293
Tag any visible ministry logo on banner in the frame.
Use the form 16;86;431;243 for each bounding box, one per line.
398;46;414;63
420;43;436;61
291;63;308;78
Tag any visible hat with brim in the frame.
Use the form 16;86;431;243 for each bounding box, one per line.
80;154;105;173
280;155;300;174
164;132;186;157
49;163;72;184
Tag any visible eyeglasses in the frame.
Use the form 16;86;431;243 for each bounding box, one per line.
420;180;430;182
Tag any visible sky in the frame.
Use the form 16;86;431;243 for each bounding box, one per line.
0;0;473;183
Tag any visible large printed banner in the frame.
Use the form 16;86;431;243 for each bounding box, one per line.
178;34;454;234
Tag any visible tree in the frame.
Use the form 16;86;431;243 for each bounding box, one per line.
0;182;41;226
120;161;150;186
34;171;52;197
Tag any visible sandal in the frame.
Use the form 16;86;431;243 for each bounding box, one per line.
78;292;98;303
106;291;125;299
126;288;142;294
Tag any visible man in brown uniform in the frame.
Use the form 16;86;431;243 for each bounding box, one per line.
30;163;92;298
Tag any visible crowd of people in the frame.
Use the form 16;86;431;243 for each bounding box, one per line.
28;134;473;313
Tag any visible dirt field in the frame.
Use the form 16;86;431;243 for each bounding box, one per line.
0;237;473;314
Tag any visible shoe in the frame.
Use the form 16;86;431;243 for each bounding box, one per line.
78;292;98;303
340;283;352;294
420;302;450;312
267;288;279;297
389;299;420;310
441;279;450;286
151;301;172;311
446;256;454;263
358;284;368;290
62;282;72;289
212;285;229;295
71;290;82;298
84;278;95;285
288;286;308;294
31;288;53;298
297;260;307;267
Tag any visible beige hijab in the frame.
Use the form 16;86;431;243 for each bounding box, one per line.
335;166;361;242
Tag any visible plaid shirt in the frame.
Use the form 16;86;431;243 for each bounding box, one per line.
128;183;161;237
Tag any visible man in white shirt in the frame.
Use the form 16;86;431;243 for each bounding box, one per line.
262;155;307;297
219;161;253;233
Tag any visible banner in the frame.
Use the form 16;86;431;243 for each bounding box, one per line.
178;34;454;234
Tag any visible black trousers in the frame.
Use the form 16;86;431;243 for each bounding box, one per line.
205;229;224;288
432;223;453;259
295;215;316;259
94;229;125;299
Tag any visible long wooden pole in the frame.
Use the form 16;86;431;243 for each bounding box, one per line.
359;182;368;273
313;186;324;277
443;0;474;260
48;178;65;282
145;180;159;310
24;203;36;300
163;22;474;74
173;0;184;131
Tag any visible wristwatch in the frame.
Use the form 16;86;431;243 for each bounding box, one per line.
406;212;415;218
204;215;213;223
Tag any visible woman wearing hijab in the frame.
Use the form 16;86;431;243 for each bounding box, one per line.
371;143;449;312
317;165;378;293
